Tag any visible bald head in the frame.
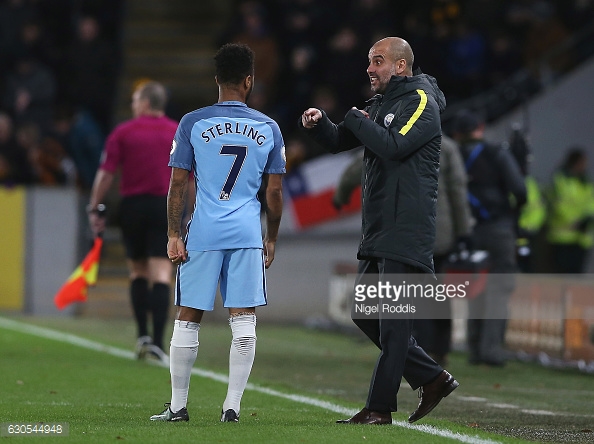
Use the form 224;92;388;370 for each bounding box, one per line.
374;37;414;74
131;81;167;118
137;81;168;111
367;37;414;93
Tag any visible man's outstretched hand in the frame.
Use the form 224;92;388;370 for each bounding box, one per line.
301;108;322;129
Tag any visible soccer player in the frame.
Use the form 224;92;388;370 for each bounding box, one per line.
150;43;285;423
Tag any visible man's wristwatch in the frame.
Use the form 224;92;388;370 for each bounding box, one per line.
87;203;107;216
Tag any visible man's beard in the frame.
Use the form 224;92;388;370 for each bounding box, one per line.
372;68;397;94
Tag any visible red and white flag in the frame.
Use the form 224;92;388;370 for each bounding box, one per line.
283;152;361;230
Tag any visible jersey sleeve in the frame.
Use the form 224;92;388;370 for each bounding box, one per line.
168;114;194;171
264;120;286;174
99;126;122;173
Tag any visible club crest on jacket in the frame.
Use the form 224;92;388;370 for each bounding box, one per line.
384;113;395;127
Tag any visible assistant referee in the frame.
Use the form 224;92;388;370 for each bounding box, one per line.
88;81;179;362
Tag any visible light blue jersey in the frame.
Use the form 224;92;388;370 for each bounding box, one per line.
169;101;286;251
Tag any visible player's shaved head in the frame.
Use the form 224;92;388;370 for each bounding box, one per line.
373;37;414;75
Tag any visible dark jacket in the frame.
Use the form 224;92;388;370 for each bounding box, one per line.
459;139;526;224
300;74;446;273
434;135;473;256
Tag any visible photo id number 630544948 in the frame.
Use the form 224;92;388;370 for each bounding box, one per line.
1;423;69;436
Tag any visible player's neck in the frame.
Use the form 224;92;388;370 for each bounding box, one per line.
218;88;246;104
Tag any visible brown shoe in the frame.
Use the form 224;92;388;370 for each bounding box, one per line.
408;370;459;423
337;408;392;425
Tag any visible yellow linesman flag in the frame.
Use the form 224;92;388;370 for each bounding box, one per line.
54;237;103;310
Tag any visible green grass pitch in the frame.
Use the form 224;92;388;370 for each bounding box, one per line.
1;316;592;443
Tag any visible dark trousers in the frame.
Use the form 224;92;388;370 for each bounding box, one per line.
353;258;442;413
468;220;517;363
413;254;452;358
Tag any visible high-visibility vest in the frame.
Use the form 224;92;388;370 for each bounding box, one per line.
518;176;546;234
547;172;594;248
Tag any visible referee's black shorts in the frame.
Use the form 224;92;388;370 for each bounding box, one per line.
118;194;168;260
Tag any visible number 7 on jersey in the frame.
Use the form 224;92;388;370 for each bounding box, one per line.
219;145;248;201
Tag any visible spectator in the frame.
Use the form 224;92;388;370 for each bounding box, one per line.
347;0;394;48
401;12;436;74
300;85;345;159
2;56;56;129
546;147;594;273
463;0;505;30
429;0;463;28
280;45;316;129
516;173;546;272
230;2;280;101
445;22;487;99
217;0;594;160
0;151;12;185
0;112;16;155
414;135;474;366
558;0;594;30
276;0;337;52
13;19;56;70
0;111;32;184
246;83;273;116
452;109;526;367
0;0;38;75
508;125;546;273
33;0;73;50
523;2;572;81
16;121;75;186
63;15;118;132
283;135;308;173
309;86;342;129
51;103;104;190
504;0;542;42
331;149;363;211
485;30;523;87
322;26;369;110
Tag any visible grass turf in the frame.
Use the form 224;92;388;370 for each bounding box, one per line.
2;316;593;443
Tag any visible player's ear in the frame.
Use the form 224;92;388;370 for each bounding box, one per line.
244;75;252;90
396;58;406;75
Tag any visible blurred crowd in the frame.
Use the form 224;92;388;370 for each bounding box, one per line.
2;0;593;188
217;0;594;273
218;0;594;163
1;0;594;257
0;0;122;189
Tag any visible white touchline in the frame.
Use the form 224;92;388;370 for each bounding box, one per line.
0;317;499;444
456;397;594;418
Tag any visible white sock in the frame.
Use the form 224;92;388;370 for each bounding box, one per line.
169;320;199;413
222;314;257;415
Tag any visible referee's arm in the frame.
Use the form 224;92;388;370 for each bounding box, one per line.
87;168;114;237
